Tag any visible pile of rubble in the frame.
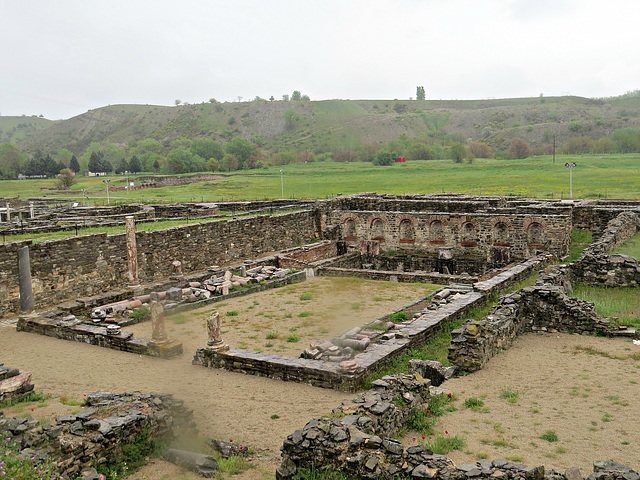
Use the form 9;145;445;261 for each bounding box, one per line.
89;265;294;323
202;265;291;295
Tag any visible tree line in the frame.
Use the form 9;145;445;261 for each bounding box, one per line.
2;127;640;181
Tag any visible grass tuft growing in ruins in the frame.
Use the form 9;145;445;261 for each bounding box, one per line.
0;391;47;409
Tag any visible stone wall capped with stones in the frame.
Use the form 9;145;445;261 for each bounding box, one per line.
583;211;639;255
570;254;640;287
448;284;612;373
0;210;319;317
0;390;195;479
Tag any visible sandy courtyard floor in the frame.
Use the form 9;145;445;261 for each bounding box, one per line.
2;277;639;478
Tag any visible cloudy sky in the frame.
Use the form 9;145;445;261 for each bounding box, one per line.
1;0;638;120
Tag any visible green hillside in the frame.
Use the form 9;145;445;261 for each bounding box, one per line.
13;94;640;157
0;116;57;144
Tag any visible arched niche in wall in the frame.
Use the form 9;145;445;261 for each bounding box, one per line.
370;218;385;242
343;218;357;241
461;221;477;247
429;220;445;244
492;222;510;246
399;219;415;244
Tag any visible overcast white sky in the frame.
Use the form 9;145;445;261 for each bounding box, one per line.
1;0;638;120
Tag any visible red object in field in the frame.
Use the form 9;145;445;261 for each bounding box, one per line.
395;157;406;162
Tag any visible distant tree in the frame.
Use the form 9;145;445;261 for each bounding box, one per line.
372;152;396;166
301;95;310;101
594;137;615;154
407;142;435;160
55;168;76;188
166;148;188;174
219;153;239;172
565;136;595;154
291;90;302;101
416;86;426;101
333;150;358;162
0;143;26;178
449;143;466;163
467;142;492;158
54;148;73;167
69;155;80;173
99;158;113;174
175;99;182;106
190;138;224;161
115;158;129;174
56;160;67;173
128;155;142;173
207;158;219;172
269;96;275;102
88;151;103;173
509;137;531;159
153;159;160;172
225;136;257;162
209;98;218;103
284;107;298;131
611;128;640;152
282;94;290;102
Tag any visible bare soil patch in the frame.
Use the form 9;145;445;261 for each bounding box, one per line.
404;333;640;474
127;277;442;358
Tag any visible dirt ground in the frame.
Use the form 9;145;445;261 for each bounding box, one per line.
2;278;639;478
405;333;640;475
0;277;440;479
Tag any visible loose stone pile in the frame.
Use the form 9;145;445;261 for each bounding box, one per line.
0;390;195;479
202;265;291;296
0;364;34;404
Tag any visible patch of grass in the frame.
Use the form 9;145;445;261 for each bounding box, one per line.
463;397;484;409
128;306;151;322
297;312;311;318
286;334;300;343
424;434;466;454
500;387;520;403
299;292;313;301
572;283;640;330
226;310;239;316
541;430;558;442
0;391;47;409
59;395;82;406
216;455;253;476
170;313;190;324
351;303;361;310
265;332;279;339
573;344;640;361
389;311;409;323
270;414;280;419
368;323;388;331
601;414;612;422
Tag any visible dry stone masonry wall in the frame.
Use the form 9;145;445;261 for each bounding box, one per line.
0;391;195;479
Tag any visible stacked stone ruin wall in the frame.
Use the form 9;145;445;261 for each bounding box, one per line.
326;210;571;260
0;210;319;317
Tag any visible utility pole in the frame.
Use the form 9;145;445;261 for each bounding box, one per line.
553;135;556;164
280;169;284;198
103;179;111;205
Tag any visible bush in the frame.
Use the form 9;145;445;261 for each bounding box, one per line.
541;430;558;442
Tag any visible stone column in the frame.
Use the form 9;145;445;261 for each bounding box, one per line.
125;216;139;287
29;203;34;219
18;246;34;312
149;292;168;345
206;311;228;351
5;203;11;223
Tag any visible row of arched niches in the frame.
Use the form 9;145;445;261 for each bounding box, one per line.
341;216;546;248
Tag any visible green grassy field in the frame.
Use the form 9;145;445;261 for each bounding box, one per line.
2;153;639;203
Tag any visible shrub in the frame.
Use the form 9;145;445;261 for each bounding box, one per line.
425;433;466;454
541;430;558;442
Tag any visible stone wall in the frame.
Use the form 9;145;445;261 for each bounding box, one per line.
0;365;34;404
277;240;338;269
448;285;613;373
325;209;571;261
276;371;640;480
0;210;320;317
582;211;639;255
0;390;195;479
571;254;640;287
16;312;183;358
